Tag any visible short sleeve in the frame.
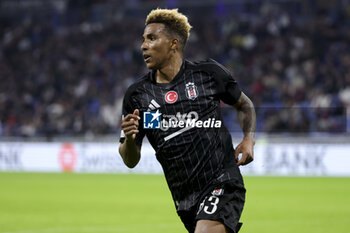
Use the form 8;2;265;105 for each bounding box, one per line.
211;61;242;105
119;87;145;145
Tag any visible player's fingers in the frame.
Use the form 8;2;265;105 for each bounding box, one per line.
235;152;240;163
122;125;139;133
247;153;254;164
237;151;249;166
238;153;253;166
123;113;140;122
121;118;139;128
133;109;140;117
124;128;139;136
134;118;139;127
237;156;245;166
246;156;253;164
128;118;139;128
234;146;242;162
123;116;140;124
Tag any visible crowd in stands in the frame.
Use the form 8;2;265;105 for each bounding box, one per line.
0;0;349;138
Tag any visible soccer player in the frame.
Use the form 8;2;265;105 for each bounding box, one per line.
119;8;256;233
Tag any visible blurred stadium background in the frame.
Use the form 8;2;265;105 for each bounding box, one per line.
0;0;350;233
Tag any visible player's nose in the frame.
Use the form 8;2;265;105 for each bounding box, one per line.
141;41;148;51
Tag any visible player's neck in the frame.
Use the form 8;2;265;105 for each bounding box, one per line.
155;56;183;83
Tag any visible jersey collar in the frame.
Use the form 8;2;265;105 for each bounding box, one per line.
149;60;186;86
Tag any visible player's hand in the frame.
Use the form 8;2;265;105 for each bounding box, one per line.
121;109;140;141
235;137;254;166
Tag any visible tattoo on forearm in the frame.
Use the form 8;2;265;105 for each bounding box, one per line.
236;94;256;139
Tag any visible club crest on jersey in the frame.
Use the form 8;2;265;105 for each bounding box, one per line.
165;91;178;104
211;188;224;196
185;82;198;100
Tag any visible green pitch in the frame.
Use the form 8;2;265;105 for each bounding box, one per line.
0;173;349;233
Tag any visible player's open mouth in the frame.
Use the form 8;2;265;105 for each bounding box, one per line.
143;54;151;62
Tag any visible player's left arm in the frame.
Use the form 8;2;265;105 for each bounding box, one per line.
232;92;256;166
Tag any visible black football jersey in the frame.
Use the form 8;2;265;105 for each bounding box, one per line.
120;59;243;210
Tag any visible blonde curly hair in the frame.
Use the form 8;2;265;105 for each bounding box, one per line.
146;8;192;51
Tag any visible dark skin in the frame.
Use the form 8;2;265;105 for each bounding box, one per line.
119;22;256;233
233;92;256;166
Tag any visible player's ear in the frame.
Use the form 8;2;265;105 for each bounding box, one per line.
170;38;179;51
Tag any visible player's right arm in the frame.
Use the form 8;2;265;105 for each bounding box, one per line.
119;109;141;168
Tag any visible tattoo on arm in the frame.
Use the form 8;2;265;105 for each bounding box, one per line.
233;93;256;140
